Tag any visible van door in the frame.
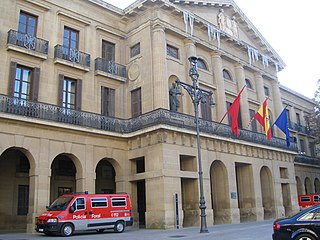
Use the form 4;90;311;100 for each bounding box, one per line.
68;197;89;230
88;197;110;229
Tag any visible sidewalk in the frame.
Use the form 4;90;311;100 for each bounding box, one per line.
0;220;273;240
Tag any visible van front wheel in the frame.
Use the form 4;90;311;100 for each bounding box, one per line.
114;221;125;233
61;223;74;237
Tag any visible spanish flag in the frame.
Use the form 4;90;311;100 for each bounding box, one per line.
254;99;272;140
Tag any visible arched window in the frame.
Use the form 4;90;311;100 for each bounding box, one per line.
245;78;253;89
223;69;232;81
197;58;208;71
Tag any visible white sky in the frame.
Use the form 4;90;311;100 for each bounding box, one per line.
104;0;319;99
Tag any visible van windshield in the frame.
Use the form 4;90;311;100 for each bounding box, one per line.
48;197;73;211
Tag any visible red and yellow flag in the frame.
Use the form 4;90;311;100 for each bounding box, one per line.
254;99;272;140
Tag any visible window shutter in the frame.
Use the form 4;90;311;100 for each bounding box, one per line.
58;74;64;106
131;88;141;117
8;61;17;96
31;67;40;101
76;79;82;110
101;87;106;115
109;88;115;117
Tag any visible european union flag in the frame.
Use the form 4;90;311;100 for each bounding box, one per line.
274;108;290;147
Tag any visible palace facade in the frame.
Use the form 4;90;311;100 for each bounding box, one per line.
0;0;318;233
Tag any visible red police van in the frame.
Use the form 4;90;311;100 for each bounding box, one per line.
36;192;133;237
298;194;320;209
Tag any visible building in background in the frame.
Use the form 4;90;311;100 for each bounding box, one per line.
0;0;317;233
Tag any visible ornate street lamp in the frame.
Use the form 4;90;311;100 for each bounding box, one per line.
176;56;214;233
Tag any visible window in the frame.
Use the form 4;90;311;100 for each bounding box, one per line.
286;109;291;128
245;79;253;89
63;27;79;61
58;75;82;110
201;95;212;121
296;113;301;126
136;157;145;173
91;198;108;208
223;69;232;81
101;87;115;117
166;44;179;59
17;154;30;173
18;11;37;36
102;40;115;61
300;139;305;153
76;198;85;210
197;59;208;70
249;109;257;132
264;86;269;96
130;43;140;58
8;62;40;101
111;197;127;207
131;88;142;117
13;65;31;100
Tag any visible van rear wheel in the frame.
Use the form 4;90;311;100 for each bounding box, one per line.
114;221;125;233
61;223;74;237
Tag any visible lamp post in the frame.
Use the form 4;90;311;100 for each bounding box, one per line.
176;56;214;233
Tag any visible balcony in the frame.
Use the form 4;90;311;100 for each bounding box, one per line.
289;121;312;135
54;45;90;71
6;29;49;59
95;58;127;82
0;94;297;152
295;154;320;166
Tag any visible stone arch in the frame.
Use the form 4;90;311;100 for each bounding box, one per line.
296;176;304;195
210;160;230;224
260;166;275;219
315;178;320;193
50;153;83;202
95;158;120;194
305;177;312;194
0;147;35;230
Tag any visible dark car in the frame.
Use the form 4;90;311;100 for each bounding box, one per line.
273;205;320;240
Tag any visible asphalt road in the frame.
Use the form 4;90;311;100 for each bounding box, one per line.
0;220;274;240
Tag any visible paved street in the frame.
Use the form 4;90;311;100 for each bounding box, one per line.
0;220;273;240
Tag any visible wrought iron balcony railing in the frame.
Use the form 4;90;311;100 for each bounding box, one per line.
95;58;127;78
295;154;320;166
0;95;298;152
289;121;312;135
7;29;49;55
54;45;90;68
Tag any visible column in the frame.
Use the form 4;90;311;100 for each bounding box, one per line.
234;63;250;126
183;38;197;115
271;80;284;137
254;73;265;103
211;51;227;123
152;24;168;109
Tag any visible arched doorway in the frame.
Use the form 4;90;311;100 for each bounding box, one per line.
0;148;31;230
296;176;303;195
210;160;230;224
95;159;116;194
260;166;275;219
315;178;320;193
304;177;312;194
50;154;77;203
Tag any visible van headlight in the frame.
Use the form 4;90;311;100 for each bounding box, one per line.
47;218;58;223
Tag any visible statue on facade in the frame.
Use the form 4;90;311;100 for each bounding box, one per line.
217;9;226;31
169;82;181;112
231;16;239;38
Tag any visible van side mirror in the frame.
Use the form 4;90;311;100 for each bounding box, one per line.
69;206;75;213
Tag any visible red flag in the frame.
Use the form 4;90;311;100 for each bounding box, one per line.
226;86;246;137
254;99;272;140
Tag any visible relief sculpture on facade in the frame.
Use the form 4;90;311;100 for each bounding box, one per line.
218;9;239;38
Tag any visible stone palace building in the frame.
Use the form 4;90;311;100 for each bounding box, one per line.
0;0;318;233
